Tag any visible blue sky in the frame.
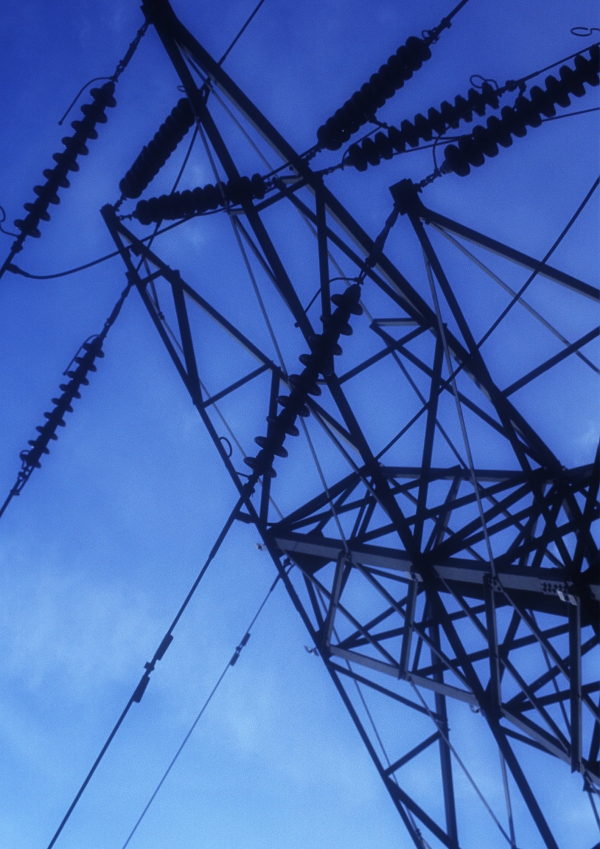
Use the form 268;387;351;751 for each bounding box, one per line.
0;1;598;848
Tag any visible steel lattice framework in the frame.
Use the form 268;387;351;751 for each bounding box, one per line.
9;1;596;847
96;1;600;846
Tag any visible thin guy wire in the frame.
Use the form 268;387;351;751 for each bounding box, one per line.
208;83;276;173
431;224;600;375
194;122;296;518
373;339;469;469
195;116;290;379
499;750;518;848
476;176;599;352
120;572;281;849
423;252;498;576
314;585;427;844
409;681;515;845
299;416;350;551
230;215;288;372
212;190;487;560
293;206;406;550
531;609;571;732
414;175;600;413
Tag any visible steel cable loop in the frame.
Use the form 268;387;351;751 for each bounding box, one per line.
57;19;149;126
0;204;18;237
442;44;599;177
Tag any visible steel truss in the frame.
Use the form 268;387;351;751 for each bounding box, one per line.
104;1;600;846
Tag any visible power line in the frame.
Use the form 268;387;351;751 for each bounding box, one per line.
476;175;600;351
120;571;281;849
43;498;244;849
218;0;268;66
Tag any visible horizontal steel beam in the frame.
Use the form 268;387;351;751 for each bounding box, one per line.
274;533;600;607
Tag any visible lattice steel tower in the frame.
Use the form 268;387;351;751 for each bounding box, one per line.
2;1;599;847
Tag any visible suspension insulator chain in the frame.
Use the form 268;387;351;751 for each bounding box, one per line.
314;0;471;152
244;285;363;479
442;44;599;176
0;279;132;523
15;338;105;486
13;83;116;245
119;98;196;200
347;80;507;171
132;173;268;224
316;35;433;152
346;44;599;171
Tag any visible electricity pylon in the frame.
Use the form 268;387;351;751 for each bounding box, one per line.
8;0;598;846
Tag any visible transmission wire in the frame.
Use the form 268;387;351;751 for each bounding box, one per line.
476;175;599;351
423;175;600;401
120;571;281;848
43;500;243;849
422;252;498;576
5;217;191;280
431;223;600;375
217;0;268;65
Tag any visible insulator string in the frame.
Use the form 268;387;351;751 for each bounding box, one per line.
315;0;471;151
343;43;599;173
0;278;133;522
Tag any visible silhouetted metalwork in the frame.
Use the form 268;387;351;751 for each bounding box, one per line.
100;1;600;846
